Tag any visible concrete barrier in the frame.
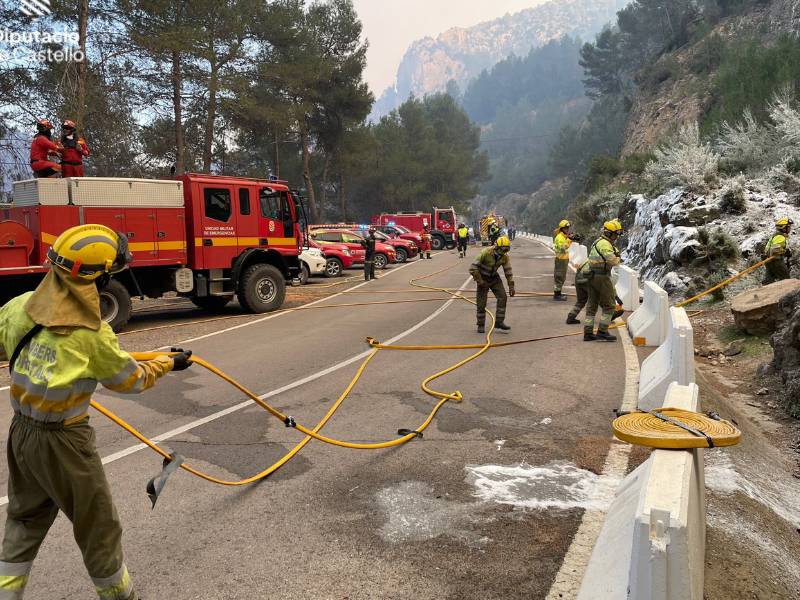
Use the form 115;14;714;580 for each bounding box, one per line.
615;265;640;311
578;383;705;600
628;282;669;347
569;243;588;268
638;307;695;411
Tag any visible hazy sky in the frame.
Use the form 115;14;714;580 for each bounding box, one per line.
354;0;546;93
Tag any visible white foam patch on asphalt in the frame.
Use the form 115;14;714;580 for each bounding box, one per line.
494;439;506;450
465;462;619;512
705;449;800;528
539;417;552;425
376;481;489;547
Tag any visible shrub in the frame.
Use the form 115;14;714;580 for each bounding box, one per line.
719;175;747;214
645;123;720;192
716;108;779;174
706;269;730;301
694;227;740;266
622;153;655;174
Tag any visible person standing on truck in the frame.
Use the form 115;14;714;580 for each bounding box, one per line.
585;220;623;342
469;236;515;334
763;218;793;284
60;120;91;177
361;228;377;281
457;223;470;258
420;226;432;259
0;224;193;600
29;119;62;178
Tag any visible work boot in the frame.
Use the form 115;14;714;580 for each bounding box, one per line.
495;322;511;332
612;308;625;321
477;325;485;334
553;292;568;302
595;330;617;342
566;315;581;324
584;329;596;341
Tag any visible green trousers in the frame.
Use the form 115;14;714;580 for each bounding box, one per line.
0;415;135;599
763;258;790;284
554;258;569;293
568;281;590;321
585;274;616;334
476;278;507;326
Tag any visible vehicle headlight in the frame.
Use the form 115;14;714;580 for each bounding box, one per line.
342;249;351;256
409;243;417;249
307;248;323;257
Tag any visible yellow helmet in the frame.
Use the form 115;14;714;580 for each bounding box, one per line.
47;224;132;281
559;219;571;229
776;217;794;231
495;236;511;252
603;219;623;234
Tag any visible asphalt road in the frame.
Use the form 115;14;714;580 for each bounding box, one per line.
0;238;627;599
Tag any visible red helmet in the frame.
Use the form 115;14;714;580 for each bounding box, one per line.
63;119;77;130
36;119;53;132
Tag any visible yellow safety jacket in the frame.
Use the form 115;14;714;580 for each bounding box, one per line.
458;227;469;240
588;237;621;274
554;231;572;260
765;233;788;256
0;292;172;424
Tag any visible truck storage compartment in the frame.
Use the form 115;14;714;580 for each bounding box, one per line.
69;178;184;207
12;179;70;206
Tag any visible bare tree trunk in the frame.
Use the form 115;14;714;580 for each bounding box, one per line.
339;173;347;222
202;58;219;173
273;131;280;178
300;129;318;223
319;154;331;222
76;0;89;125
172;49;185;175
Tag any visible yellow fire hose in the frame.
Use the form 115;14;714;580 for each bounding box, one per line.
612;408;741;449
676;256;776;307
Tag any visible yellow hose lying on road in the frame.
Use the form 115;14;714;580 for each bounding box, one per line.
612;408;741;449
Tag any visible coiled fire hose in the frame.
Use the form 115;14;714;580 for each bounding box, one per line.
612;408;741;449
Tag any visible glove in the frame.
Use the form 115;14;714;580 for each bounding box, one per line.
170;348;193;371
509;285;516;297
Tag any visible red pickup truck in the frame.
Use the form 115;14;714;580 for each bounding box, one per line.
309;228;396;269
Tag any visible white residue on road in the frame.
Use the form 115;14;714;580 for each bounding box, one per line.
539;417;552;425
494;439;506;451
465;461;619;512
705;449;800;528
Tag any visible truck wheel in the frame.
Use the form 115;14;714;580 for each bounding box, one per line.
395;247;408;263
325;257;344;278
100;279;132;332
374;253;388;269
431;236;445;251
191;296;231;312
237;263;286;313
446;241;457;250
299;263;311;285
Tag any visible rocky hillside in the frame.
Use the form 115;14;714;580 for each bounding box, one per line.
370;0;628;120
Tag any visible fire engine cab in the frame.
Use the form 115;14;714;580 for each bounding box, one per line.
0;174;303;330
371;207;457;251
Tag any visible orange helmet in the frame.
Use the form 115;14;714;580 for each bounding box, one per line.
36;119;53;132
63;119;77;130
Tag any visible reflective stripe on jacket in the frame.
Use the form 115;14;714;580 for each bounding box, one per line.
458;227;469;240
0;292;172;424
765;234;787;256
588;237;621;274
554;231;572;260
469;247;513;285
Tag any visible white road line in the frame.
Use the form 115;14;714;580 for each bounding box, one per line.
0;274;473;507
545;325;639;599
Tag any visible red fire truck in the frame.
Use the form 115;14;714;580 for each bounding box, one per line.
371;207;457;251
0;174;303;330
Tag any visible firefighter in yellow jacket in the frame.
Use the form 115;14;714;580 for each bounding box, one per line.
0;225;192;600
553;220;573;301
763;218;793;284
469;236;515;333
585;220;623;342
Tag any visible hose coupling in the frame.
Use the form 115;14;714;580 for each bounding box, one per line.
284;416;296;428
366;337;379;346
397;428;423;439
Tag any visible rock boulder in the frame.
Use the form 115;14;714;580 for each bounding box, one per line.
731;279;800;335
770;289;800;416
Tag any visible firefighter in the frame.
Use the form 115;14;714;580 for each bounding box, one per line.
553;220;573;301
60;120;91;177
566;259;591;324
29;119;62;178
763;218;793;284
585;220;623;342
0;224;193;600
457;223;470;258
488;221;501;245
420;226;432;259
361;227;377;281
469;236;515;334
